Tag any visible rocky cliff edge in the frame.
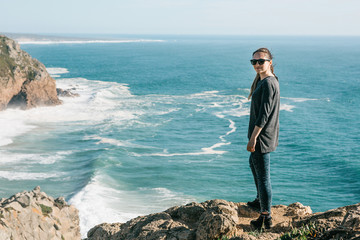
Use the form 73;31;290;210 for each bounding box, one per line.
0;187;359;239
87;199;360;240
0;186;80;240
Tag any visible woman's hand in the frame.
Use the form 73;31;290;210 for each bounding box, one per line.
247;138;256;152
247;126;262;152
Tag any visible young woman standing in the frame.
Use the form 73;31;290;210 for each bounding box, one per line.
246;48;280;230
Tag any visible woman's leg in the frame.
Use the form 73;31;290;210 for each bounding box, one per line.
250;151;272;214
249;154;259;201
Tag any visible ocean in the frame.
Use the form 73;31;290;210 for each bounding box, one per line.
0;35;359;236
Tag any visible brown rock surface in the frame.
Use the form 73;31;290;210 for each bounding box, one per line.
1;186;359;240
57;88;80;97
294;203;360;240
87;200;360;240
0;186;80;240
0;35;61;110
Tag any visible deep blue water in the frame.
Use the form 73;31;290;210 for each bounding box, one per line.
0;35;359;236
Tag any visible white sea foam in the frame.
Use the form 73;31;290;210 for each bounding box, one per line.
223;108;250;117
0;114;36;147
84;135;153;149
190;90;220;98
225;119;236;136
280;104;295;112
69;175;133;237
0;78;137;149
19;39;165;45
215;113;225;118
91;136;129;147
137;149;225;157
237;88;250;93
46;67;69;75
201;142;231;154
134;141;230;157
215;104;250;118
12;78;137;124
0;171;60;180
193;93;249;119
69;174;195;238
137;121;233;157
0;151;72;165
281;97;319;102
155;108;180;115
138;187;195;206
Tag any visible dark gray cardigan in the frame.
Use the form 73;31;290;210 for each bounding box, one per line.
248;76;280;153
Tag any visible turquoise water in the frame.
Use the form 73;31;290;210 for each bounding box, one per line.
0;35;359;236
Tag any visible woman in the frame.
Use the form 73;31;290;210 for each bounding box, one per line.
246;48;280;230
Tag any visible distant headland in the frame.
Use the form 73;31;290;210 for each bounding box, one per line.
1;32;164;45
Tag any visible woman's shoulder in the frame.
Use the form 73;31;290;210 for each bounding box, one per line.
263;75;278;82
262;76;277;85
262;76;279;90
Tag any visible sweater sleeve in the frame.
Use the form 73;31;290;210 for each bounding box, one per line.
255;79;276;128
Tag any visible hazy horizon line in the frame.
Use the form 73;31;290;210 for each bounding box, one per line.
2;32;360;38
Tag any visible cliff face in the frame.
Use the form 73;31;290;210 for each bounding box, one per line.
0;35;61;110
0;186;80;240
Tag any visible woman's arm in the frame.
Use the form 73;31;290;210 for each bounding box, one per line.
247;79;277;152
247;125;262;152
255;80;276;129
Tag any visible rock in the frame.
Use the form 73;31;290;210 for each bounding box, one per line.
33;186;41;194
1;186;359;240
0;35;61;110
286;202;312;216
0;186;80;240
86;199;287;240
87;200;360;240
195;200;239;240
341;207;360;229
56;88;80;97
54;197;66;209
294;203;360;240
87;223;123;239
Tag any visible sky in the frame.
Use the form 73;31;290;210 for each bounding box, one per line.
2;0;360;36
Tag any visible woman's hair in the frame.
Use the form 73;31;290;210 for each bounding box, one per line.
248;48;277;100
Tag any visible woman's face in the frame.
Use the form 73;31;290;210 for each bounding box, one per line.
252;52;272;74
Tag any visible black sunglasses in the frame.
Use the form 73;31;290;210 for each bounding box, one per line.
250;59;271;65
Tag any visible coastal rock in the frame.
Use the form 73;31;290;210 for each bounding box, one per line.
0;186;80;240
294;203;360;240
1;186;359;240
86;200;310;240
0;35;61;110
57;88;80;97
87;200;360;240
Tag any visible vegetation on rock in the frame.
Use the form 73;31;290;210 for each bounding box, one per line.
0;35;61;110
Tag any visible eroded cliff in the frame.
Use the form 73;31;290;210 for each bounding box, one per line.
0;35;61;110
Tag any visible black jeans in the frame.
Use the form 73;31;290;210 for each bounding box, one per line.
249;150;272;214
